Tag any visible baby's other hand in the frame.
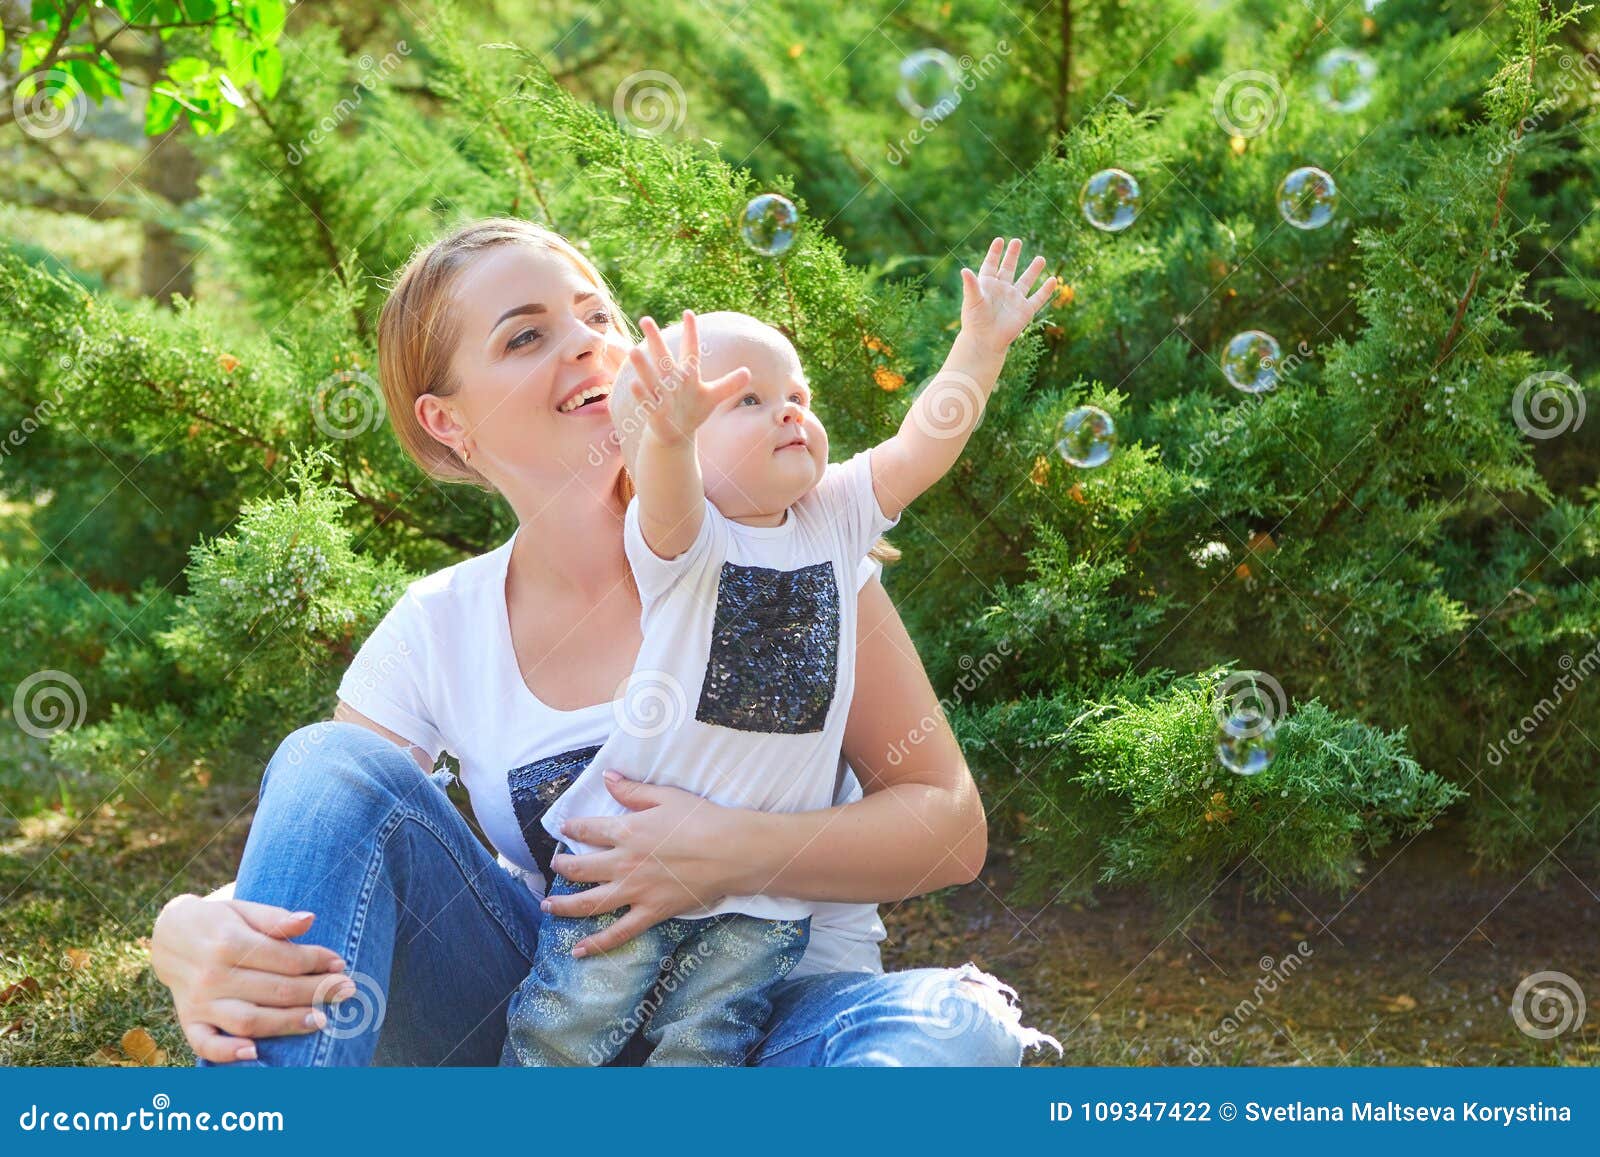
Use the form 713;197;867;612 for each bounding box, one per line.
959;237;1056;355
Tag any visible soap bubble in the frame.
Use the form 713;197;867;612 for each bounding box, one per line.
1221;330;1281;394
1080;168;1141;233
1277;166;1338;230
1217;709;1277;775
897;49;960;118
740;193;798;256
1055;406;1116;468
1314;48;1377;113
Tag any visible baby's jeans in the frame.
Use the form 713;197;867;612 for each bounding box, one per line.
502;843;811;1066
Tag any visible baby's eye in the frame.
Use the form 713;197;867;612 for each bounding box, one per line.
508;327;542;351
788;392;806;404
739;393;760;406
587;309;611;327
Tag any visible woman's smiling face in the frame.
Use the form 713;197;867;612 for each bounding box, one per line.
434;243;631;491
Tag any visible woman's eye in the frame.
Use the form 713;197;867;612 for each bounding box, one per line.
508;327;542;351
588;309;611;327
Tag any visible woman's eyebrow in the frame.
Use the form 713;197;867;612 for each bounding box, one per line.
490;292;600;334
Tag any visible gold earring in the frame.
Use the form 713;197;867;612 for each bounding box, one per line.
461;441;473;465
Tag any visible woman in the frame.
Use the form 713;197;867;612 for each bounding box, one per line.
150;218;1061;1066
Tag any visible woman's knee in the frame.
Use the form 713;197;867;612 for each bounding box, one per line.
878;965;1062;1066
260;721;434;818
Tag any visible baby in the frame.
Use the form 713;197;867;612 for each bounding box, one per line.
503;237;1055;1067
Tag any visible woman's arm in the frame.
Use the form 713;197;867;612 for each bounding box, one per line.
544;577;988;954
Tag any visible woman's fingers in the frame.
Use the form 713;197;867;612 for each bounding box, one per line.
232;966;356;1009
573;907;659;957
558;815;621;848
541;880;626;921
210;996;329;1041
183;1020;258;1065
216;920;345;978
228;900;316;941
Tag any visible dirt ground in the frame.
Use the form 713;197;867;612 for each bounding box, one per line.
882;835;1600;1065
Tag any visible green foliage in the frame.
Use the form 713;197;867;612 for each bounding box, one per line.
3;0;1598;912
958;671;1464;908
9;1;288;136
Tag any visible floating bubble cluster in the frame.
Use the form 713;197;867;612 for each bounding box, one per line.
1278;166;1338;230
1055;406;1116;468
1080;168;1142;233
897;49;960;118
1222;330;1282;394
740;193;799;256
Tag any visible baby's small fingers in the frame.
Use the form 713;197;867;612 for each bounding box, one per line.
978;236;1004;279
997;237;1022;278
1027;276;1059;311
1017;254;1048;291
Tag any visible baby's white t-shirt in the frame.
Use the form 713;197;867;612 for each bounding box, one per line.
541;447;901;922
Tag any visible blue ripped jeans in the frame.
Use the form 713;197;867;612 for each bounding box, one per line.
504;844;810;1066
196;722;1062;1067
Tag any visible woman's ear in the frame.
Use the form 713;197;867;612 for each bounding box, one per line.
414;392;465;448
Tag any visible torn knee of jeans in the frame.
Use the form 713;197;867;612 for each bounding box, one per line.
952;961;1064;1058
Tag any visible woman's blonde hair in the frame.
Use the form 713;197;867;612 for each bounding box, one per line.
376;217;635;505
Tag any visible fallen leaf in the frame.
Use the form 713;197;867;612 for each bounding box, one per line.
64;948;91;971
121;1027;163;1065
1379;993;1418;1013
872;366;904;391
0;978;41;1005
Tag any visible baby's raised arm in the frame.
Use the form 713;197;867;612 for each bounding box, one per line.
613;311;751;560
870;238;1055;520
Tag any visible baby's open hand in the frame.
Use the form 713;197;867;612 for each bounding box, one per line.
959;237;1057;354
627;310;751;446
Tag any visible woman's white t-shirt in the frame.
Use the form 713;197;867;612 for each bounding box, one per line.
335;525;888;979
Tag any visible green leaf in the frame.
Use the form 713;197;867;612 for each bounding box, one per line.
144;88;182;135
252;43;283;98
165;54;210;84
242;0;287;40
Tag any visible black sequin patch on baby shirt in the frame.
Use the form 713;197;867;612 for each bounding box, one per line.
507;744;601;879
695;561;839;734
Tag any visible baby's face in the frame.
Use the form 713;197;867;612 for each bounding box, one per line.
695;335;829;521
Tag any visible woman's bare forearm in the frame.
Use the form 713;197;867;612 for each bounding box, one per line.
720;576;988;902
725;778;984;903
